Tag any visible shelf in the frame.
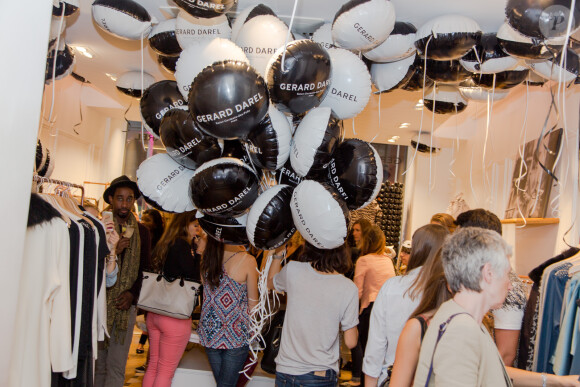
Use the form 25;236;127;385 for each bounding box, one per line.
501;218;560;226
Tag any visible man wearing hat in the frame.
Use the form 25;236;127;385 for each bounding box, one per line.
95;175;151;387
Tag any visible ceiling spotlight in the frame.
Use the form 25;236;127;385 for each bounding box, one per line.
399;123;410;128
105;73;117;81
392;135;400;139
388;139;396;143
71;45;94;59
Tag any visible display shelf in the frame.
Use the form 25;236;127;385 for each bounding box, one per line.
501;218;559;226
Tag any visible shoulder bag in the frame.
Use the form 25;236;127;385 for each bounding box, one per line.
137;271;201;319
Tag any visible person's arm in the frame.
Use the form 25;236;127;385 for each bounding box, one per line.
245;255;259;311
389;318;423;387
506;367;580;387
495;329;520;366
363;285;391;386
344;326;359;349
267;246;286;290
353;257;366;300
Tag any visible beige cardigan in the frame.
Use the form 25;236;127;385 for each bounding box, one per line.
413;300;513;387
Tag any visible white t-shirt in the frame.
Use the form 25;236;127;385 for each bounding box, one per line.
493;270;527;330
273;261;359;375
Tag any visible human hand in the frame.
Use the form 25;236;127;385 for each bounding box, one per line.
554;375;580;386
115;237;130;255
115;290;134;310
106;229;120;253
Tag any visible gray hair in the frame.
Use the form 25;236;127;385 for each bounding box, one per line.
441;227;512;293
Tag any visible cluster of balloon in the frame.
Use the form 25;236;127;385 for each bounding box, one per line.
246;185;296;250
159;109;221;169
231;3;277;41
527;48;580;82
319;48;372;120
234;9;293;77
136;153;196;213
175;11;231;49
375;181;405;250
175;38;248;100
189;60;269;139
459;85;511;102
497;22;564;60
265;39;332;115
424;59;472;84
245;105;292;171
92;0;156;40
173;0;237;19
423;85;468;115
312;23;334;51
140;80;186;138
332;0;395;52
189;157;260;218
198;213;249;245
460;33;519;74
53;0;79;17
411;133;441;153
470;66;530;90
415;15;482;60
371;54;416;93
327;139;383;211
45;42;76;83
220;139;252;166
148;19;182;56
116;71;155;98
400;56;434;91
290;107;343;178
35;140;55;178
276;160;304;187
526;71;548;87
505;0;580;40
364;22;417;63
290;180;350;249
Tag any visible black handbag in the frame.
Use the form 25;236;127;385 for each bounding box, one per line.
260;309;286;374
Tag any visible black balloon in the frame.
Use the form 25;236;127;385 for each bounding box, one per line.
245;3;277;20
327;139;382;210
470;68;529;89
460;33;518;73
189;157;260;218
158;55;179;73
142;193;173;213
415;16;481;60
246;185;296;250
173;0;237;19
198;213;249;245
221;140;252;165
189;60;269;140
506;0;580;39
401;56;434;91
159;109;221;169
140;80;187;137
425;59;472;84
245;114;286;171
497;23;562;60
149;21;182;57
53;1;79;16
276;160;304;187
266;39;332;115
45;44;75;83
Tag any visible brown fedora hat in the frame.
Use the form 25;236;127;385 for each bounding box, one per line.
103;175;141;204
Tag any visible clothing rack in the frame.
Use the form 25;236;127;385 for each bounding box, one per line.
33;174;85;203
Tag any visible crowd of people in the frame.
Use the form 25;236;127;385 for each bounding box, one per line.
92;175;580;387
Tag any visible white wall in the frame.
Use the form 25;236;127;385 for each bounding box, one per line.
434;84;580;274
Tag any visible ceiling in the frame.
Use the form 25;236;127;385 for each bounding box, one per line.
59;0;511;145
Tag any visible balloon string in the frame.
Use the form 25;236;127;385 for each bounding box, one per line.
449;104;458;178
470;148;479;206
72;83;83;135
139;31;148;152
481;74;495;200
428;83;436;193
403;35;432;176
280;0;298;73
472;43;482;73
352;117;356;136
514;80;530;227
48;6;66;124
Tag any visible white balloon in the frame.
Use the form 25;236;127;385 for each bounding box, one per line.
116;71;155;98
290;180;349;249
424;85;468;114
370;54;415;93
312;23;334;51
175;38;249;100
459;87;510;102
235;15;291;77
137;153;196;213
364;22;416;62
526;53;579;83
91;0;156;40
231;3;278;42
332;0;395;51
319;47;372;119
415;15;481;60
175;10;231;49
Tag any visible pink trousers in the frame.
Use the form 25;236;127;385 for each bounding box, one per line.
142;312;192;387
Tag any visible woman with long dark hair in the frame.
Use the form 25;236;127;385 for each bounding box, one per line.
198;237;259;387
267;242;360;387
141;211;202;387
363;224;450;387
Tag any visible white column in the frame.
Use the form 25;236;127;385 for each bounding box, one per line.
0;2;52;382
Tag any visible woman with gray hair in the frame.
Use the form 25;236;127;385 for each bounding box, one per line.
413;227;580;387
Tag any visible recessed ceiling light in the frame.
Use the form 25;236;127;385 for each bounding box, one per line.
392;135;400;140
399;123;410;128
388;139;396;143
71;45;94;59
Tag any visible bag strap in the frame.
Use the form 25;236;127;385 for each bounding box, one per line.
415;316;429;342
424;312;468;387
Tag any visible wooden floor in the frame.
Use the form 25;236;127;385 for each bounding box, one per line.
124;329;147;387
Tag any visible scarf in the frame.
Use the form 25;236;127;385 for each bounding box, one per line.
106;212;141;344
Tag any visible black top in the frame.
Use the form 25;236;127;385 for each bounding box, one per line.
163;238;201;282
